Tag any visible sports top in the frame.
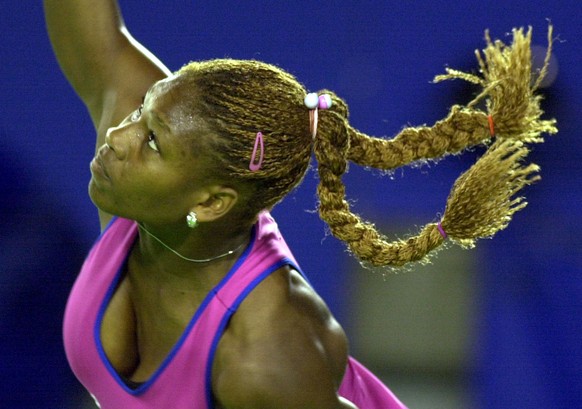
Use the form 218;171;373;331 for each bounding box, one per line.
63;212;407;408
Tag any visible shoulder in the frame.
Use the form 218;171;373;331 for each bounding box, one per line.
212;266;349;409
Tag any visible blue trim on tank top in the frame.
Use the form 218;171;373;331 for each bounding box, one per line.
93;219;257;396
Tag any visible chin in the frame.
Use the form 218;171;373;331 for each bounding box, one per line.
88;180;121;217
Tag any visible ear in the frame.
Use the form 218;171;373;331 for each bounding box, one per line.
190;186;239;223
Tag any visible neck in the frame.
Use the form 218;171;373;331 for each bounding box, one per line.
134;218;252;279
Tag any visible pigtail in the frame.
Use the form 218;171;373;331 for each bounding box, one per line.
314;26;557;267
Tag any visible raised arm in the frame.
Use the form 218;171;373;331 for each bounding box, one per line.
44;1;172;229
44;0;171;147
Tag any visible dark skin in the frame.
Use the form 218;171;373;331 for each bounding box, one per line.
44;2;357;408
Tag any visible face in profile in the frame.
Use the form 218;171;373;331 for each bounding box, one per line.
89;76;214;226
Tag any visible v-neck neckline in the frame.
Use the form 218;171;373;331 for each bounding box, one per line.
93;220;256;395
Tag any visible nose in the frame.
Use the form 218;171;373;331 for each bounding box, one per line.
105;124;132;160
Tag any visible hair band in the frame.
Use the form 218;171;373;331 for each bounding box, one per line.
488;114;495;137
249;131;264;171
437;221;448;239
304;92;332;138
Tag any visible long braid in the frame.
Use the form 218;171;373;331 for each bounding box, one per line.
348;107;489;169
315;106;445;266
314;26;557;267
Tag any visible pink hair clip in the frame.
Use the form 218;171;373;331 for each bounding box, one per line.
249;131;264;171
304;92;332;138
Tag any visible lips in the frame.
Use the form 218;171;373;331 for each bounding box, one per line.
90;146;112;180
90;157;109;180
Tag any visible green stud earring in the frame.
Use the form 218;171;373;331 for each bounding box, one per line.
186;211;198;229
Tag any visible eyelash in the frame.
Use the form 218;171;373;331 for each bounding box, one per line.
147;131;159;152
131;104;159;152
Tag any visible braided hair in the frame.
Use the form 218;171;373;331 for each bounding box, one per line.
176;26;557;267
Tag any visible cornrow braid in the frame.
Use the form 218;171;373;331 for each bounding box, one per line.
314;26;557;267
176;59;312;221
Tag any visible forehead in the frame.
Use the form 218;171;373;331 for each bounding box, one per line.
146;77;212;163
145;76;203;136
147;76;188;115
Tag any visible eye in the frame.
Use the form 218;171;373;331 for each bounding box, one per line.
131;104;144;122
147;131;160;152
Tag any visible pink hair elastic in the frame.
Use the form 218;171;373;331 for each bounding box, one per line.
249;131;264;171
437;221;448;239
304;93;332;138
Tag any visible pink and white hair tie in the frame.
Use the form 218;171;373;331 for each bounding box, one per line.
304;92;332;138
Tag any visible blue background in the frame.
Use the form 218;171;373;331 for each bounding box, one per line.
1;1;580;408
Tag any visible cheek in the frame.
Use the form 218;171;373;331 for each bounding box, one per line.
91;158;195;219
129;175;191;212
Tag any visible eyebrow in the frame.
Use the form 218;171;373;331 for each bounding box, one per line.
150;111;171;133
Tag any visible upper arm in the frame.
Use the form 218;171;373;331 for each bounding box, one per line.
212;268;353;409
44;0;171;136
213;336;343;409
215;373;358;409
214;348;358;408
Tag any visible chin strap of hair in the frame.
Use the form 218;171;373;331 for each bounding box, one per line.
304;92;332;138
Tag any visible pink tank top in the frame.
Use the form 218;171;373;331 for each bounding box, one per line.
64;212;407;409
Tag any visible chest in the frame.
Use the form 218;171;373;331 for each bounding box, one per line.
99;266;211;383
